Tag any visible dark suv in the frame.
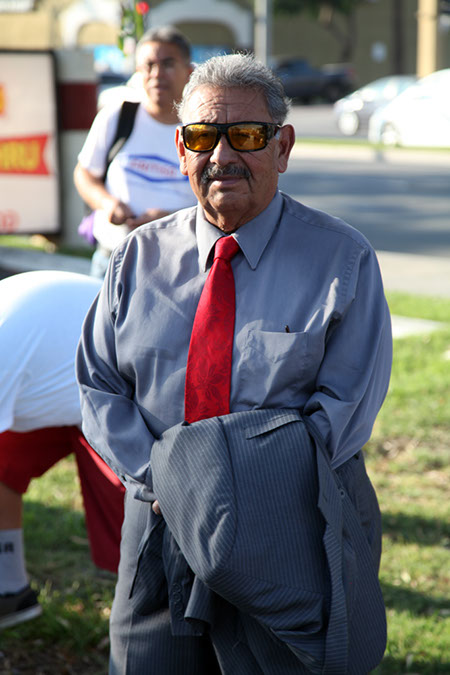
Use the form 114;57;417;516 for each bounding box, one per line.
272;58;356;103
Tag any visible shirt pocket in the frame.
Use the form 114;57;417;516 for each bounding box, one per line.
236;329;315;408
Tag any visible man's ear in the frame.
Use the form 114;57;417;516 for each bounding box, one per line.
175;126;188;176
276;124;296;174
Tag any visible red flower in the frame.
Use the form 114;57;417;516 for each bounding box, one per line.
135;1;149;14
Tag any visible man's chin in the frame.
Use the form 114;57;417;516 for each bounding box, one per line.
203;188;248;214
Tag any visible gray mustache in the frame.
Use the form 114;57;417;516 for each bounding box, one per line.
201;165;251;184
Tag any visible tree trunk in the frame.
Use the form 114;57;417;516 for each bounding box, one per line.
318;7;358;62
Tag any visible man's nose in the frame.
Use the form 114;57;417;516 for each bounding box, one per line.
210;134;236;163
149;63;164;76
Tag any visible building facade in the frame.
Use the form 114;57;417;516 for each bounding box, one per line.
0;0;449;85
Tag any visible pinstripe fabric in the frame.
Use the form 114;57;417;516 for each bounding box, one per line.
210;597;313;674
151;408;387;673
109;494;221;674
308;419;387;674
335;453;386;674
110;496;310;674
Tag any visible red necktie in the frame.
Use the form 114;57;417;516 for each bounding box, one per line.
184;236;240;423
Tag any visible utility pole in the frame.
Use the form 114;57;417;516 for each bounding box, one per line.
254;0;272;65
416;0;438;77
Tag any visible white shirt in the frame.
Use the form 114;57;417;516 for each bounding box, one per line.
0;271;101;432
78;102;195;251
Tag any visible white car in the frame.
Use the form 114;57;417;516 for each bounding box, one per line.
368;68;450;148
334;75;416;136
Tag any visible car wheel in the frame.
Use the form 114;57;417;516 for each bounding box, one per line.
337;111;359;136
380;123;400;146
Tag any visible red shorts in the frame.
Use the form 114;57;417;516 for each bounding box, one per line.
0;427;125;573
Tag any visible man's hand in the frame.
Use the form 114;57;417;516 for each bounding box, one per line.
101;197;135;225
73;165;136;224
126;208;171;230
152;499;161;515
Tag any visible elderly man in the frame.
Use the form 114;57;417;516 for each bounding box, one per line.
77;54;392;674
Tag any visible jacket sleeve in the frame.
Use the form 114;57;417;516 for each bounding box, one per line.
76;266;156;502
303;244;392;468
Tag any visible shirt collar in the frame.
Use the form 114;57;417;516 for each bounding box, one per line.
195;191;284;272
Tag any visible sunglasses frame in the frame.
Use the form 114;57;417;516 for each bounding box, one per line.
181;121;282;153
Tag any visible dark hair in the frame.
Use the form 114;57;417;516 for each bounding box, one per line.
136;25;191;63
178;53;291;124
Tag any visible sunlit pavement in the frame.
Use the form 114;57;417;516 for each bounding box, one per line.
391;315;446;339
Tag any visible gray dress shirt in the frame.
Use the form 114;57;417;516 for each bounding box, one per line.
76;190;392;502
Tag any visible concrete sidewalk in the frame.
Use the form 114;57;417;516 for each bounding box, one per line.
376;250;450;299
377;250;450;339
0;245;448;339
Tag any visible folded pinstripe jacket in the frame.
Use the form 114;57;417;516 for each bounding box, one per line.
150;408;387;675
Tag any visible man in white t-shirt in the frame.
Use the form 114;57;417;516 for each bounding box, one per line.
0;271;125;630
74;25;196;277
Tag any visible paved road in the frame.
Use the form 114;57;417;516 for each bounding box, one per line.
287;103;341;139
280;144;450;258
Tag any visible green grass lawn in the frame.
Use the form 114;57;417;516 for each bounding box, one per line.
0;291;449;673
0;234;93;260
366;292;450;674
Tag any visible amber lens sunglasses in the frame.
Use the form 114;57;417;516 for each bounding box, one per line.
182;122;281;153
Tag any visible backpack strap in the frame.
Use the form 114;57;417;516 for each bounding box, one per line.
102;100;140;183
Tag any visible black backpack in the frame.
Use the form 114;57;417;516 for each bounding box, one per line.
102;100;140;182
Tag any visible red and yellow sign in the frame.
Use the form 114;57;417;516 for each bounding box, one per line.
1;51;59;234
0;134;49;175
0;209;19;233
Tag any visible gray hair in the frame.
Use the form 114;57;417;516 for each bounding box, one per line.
177;53;291;124
136;25;192;63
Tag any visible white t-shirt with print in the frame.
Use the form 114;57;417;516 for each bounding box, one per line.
78;102;195;250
